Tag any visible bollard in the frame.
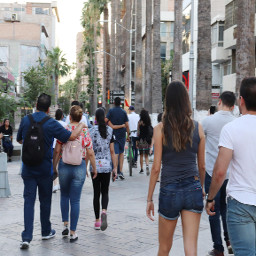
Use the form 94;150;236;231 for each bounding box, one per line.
0;152;11;197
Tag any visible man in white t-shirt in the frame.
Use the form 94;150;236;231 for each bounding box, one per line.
206;77;256;256
128;106;140;167
202;91;236;256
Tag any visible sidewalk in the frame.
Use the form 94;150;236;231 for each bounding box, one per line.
0;160;230;256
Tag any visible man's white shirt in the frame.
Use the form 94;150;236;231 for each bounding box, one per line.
219;114;256;206
128;112;140;137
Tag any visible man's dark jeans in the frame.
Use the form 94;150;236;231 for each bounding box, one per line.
205;172;229;252
131;137;138;163
21;175;53;242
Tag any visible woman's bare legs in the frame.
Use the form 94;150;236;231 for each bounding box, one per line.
158;215;178;256
181;210;201;256
140;152;144;170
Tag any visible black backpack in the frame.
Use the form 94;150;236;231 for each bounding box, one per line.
22;114;51;166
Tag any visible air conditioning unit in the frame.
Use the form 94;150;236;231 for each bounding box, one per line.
11;13;18;21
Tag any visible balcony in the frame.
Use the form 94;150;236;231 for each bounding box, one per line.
212;46;231;63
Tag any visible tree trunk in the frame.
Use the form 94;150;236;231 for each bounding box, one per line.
125;0;131;104
89;47;94;114
135;0;143;112
55;74;58;107
103;5;110;107
172;0;183;81
144;0;152;113
93;22;98;114
110;0;116;91
196;0;212;110
115;0;122;91
152;0;162;114
236;0;255;94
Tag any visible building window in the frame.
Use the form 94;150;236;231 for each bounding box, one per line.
170;22;174;37
182;5;191;54
14;7;25;12
33;7;50;15
161;42;167;61
225;1;237;30
212;21;224;47
160;22;167;37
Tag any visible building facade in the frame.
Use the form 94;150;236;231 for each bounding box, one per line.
0;1;59;94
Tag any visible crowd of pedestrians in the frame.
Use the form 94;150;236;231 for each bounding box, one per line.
13;77;256;255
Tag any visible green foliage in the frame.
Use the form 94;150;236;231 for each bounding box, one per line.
0;81;19;122
58;96;70;115
161;51;174;102
23;66;51;107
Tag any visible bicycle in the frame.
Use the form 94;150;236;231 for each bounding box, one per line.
126;131;136;176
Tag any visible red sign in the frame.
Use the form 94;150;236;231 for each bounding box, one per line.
212;93;220;99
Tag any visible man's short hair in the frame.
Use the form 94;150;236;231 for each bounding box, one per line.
240;77;256;111
114;97;121;106
71;100;79;106
55;109;63;121
37;93;51;112
79;102;84;109
219;91;236;108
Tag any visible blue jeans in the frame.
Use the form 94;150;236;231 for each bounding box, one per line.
227;197;256;256
58;159;86;231
159;177;204;220
205;172;229;252
21;175;53;242
131;137;138;163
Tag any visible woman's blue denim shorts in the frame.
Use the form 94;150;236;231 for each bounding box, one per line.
159;176;204;220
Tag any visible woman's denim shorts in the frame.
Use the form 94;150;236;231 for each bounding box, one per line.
159;176;204;220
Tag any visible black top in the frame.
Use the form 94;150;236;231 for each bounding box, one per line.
0;125;13;136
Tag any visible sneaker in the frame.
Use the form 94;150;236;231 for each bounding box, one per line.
42;229;56;240
207;249;224;256
94;221;101;230
146;165;150;176
62;225;69;237
119;172;125;180
226;241;234;254
139;169;144;174
8;158;12;162
70;233;78;243
20;241;29;250
132;162;137;168
100;212;108;231
52;185;58;193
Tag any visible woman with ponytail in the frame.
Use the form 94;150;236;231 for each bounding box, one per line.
89;108;117;231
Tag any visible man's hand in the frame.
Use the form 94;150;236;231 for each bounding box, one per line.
126;136;130;142
112;168;117;182
205;201;216;216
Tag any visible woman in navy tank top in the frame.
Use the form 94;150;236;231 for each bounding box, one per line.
146;81;205;256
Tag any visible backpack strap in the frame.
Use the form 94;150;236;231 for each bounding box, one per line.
27;114;51;125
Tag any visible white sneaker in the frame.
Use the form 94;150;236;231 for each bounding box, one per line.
20;241;29;249
52;185;58;193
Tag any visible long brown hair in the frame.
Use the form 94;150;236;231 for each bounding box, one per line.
162;81;194;152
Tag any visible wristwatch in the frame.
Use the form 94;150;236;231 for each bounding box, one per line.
206;194;214;203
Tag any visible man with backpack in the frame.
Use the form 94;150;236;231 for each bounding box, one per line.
17;94;87;250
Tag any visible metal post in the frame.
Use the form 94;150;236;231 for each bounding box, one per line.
189;0;195;113
129;29;132;105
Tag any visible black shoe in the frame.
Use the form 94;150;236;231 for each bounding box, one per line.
62;226;69;237
20;241;29;250
139;169;144;174
146;165;150;176
70;233;78;243
8;158;12;162
42;229;56;240
119;172;125;180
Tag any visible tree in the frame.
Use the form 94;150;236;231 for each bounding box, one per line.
125;0;132;104
135;0;143;112
196;0;212;110
172;0;183;81
144;0;152;113
236;0;255;93
152;0;162;113
161;58;173;102
23;66;51;107
45;47;70;105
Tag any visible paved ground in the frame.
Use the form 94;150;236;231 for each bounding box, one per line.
0;159;231;256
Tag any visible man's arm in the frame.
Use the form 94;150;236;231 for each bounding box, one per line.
206;147;233;215
125;121;130;138
17;118;24;144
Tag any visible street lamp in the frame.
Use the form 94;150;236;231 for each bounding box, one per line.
97;19;134;105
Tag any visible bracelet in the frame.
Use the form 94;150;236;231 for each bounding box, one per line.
206;199;214;203
147;200;153;203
